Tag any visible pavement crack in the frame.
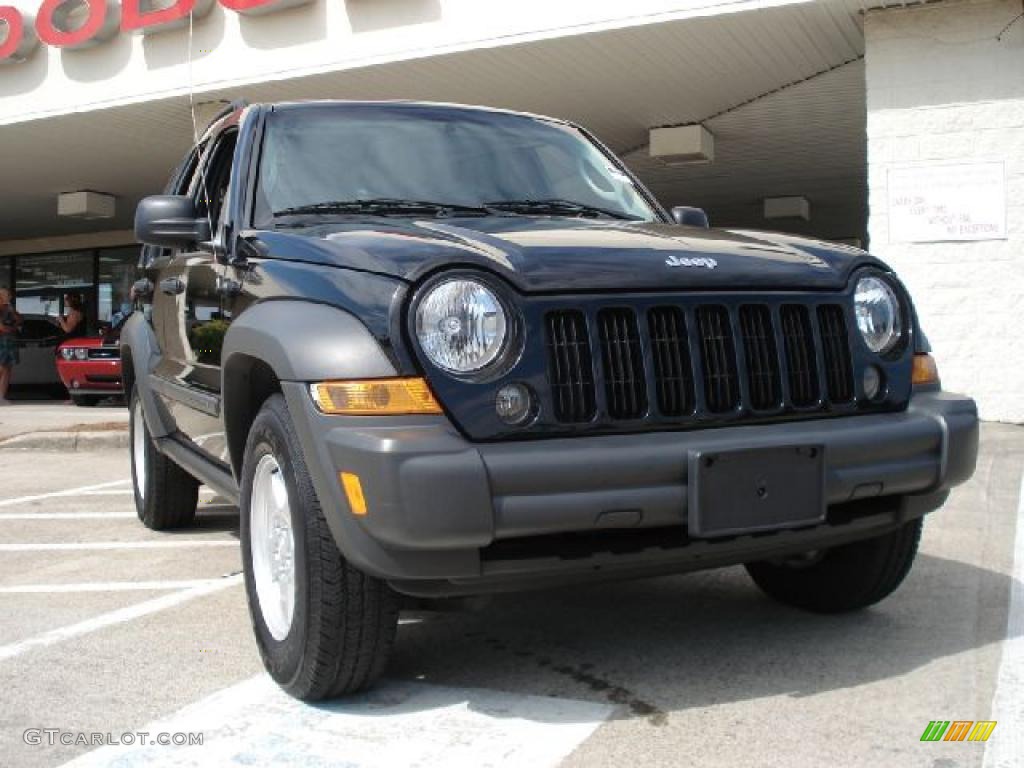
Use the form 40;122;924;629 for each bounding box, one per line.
551;662;668;726
467;631;667;726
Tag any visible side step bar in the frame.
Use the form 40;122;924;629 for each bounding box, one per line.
155;435;240;505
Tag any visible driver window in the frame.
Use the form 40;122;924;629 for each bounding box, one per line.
142;143;206;267
193;130;238;237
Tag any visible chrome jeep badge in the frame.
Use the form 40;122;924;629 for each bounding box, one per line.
665;255;718;269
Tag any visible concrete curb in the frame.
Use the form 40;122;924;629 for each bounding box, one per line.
0;430;128;452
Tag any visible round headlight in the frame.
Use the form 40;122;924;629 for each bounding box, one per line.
416;279;508;374
854;276;902;354
60;348;74;361
74;348;89;361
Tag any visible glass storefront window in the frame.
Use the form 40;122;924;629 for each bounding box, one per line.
98;247;140;326
11;246;139;335
15;251;94;325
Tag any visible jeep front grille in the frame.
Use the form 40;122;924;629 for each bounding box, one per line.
545;310;596;423
695;305;740;413
597;308;646;419
738;304;781;411
817;304;854;403
544;300;855;425
780;304;818;407
647;306;693;417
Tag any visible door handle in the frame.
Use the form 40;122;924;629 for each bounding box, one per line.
160;277;186;296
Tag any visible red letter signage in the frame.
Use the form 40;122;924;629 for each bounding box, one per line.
36;0;121;49
2;0;318;65
218;0;313;17
0;7;39;64
122;0;214;34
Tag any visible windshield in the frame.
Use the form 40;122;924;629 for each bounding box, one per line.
254;105;659;225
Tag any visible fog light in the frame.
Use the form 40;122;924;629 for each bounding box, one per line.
495;383;534;425
862;366;883;401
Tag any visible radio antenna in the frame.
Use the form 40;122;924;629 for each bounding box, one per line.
186;10;216;246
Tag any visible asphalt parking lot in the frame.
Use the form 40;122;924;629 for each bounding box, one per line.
0;422;1021;768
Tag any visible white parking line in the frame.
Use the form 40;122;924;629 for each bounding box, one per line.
0;579;236;594
0;575;243;663
0;480;130;508
0;512;136;520
0;541;237;552
60;674;613;768
983;473;1024;768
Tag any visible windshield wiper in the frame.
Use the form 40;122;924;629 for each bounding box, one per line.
272;198;491;218
483;198;639;220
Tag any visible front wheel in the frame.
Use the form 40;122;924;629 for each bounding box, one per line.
745;517;923;613
240;393;398;700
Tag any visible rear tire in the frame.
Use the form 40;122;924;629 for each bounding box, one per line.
130;389;199;530
240;393;398;700
71;394;99;407
745;517;923;613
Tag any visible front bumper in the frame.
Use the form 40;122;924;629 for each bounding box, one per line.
283;384;978;595
56;359;123;394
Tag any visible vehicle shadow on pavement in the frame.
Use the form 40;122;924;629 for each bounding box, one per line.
388;553;1016;724
158;507;240;538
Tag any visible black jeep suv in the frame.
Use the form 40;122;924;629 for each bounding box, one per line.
125;101;978;700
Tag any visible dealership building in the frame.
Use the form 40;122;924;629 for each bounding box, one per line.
0;0;1021;420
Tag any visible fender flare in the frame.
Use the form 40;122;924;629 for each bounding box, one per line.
220;300;399;477
221;299;397;383
119;313;176;438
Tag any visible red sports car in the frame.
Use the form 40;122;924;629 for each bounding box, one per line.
56;317;128;406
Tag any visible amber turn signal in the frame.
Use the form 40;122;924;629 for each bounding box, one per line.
310;378;442;415
912;354;940;387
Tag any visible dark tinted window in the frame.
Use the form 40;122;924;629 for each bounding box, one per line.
192;131;237;228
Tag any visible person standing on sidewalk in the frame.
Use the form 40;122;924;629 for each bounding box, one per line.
0;288;22;405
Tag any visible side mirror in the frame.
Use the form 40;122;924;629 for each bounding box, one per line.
135;195;211;250
671;206;710;228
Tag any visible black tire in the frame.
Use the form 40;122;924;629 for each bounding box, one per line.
129;389;199;530
71;394;99;407
745;517;923;613
239;393;399;701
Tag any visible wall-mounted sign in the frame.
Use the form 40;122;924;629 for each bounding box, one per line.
0;7;38;61
0;0;313;63
887;162;1007;243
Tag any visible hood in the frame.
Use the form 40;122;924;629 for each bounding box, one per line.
58;336;106;348
247;217;882;293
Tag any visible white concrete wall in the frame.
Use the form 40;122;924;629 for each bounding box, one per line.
865;0;1024;423
0;0;811;126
